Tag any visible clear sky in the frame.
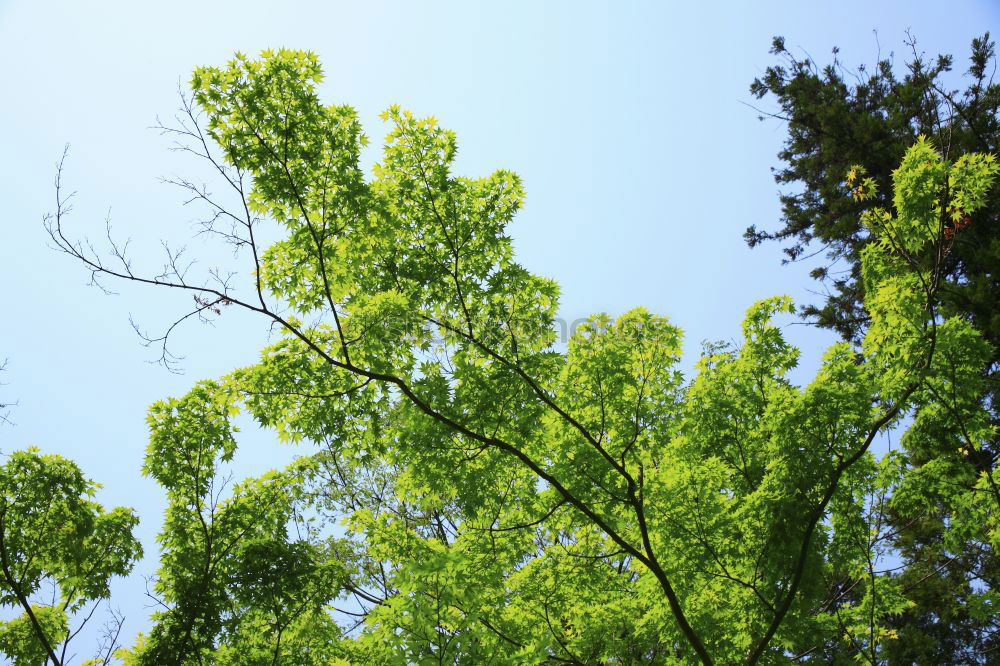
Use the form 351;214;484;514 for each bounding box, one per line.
1;0;997;658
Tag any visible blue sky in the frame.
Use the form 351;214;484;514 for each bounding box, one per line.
1;0;997;657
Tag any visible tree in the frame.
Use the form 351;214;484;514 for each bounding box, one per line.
119;383;353;665
748;33;1000;661
46;50;998;663
0;449;142;665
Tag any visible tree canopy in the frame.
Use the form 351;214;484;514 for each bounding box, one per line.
0;449;141;665
4;48;998;664
749;32;1000;662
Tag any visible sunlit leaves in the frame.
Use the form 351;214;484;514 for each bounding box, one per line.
0;450;141;664
0;606;68;666
116;50;1000;664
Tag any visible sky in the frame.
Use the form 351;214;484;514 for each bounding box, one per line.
1;0;998;659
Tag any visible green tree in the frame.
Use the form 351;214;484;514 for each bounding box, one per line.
0;449;142;665
123;382;353;665
48;50;999;663
748;33;1000;661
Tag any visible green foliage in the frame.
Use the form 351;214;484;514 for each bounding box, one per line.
747;33;1000;342
0;606;68;666
74;49;990;665
35;46;998;664
131;382;353;664
751;33;1000;661
0;449;141;665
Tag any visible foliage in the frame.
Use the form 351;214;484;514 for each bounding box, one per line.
128;382;352;664
749;33;1000;661
40;49;999;664
746;32;999;344
0;449;142;665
